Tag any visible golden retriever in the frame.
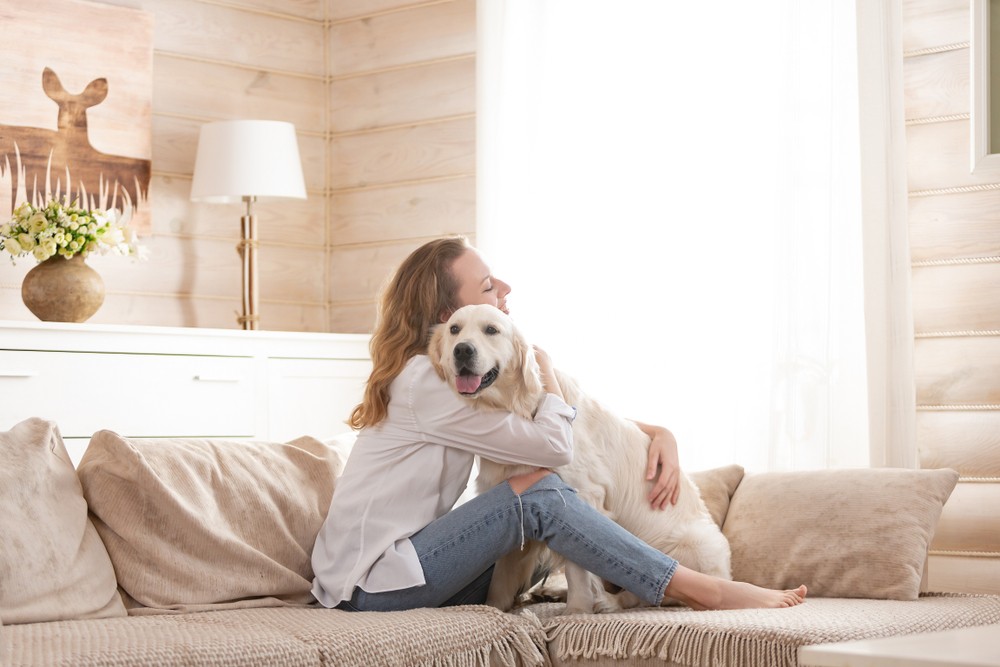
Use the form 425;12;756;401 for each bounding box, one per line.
428;304;732;613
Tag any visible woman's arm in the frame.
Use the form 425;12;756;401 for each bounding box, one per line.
411;357;575;468
633;421;680;509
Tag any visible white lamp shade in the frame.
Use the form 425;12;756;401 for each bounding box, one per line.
190;120;307;203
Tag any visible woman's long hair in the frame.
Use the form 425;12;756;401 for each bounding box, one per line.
349;236;470;429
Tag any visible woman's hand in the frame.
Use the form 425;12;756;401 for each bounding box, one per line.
533;345;565;401
634;421;680;509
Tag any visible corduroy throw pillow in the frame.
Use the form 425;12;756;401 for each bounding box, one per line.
0;418;126;624
77;431;344;612
688;464;744;529
722;467;959;600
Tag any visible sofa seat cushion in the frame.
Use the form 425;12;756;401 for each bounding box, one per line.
1;605;549;667
523;593;1000;667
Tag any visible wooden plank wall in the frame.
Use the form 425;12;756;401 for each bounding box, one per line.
326;0;477;332
0;0;476;334
903;0;1000;594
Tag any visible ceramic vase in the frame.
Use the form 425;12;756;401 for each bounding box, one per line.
21;254;105;323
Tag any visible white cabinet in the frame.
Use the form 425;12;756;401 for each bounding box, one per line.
0;320;370;465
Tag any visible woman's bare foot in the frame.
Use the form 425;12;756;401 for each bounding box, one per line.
663;565;807;610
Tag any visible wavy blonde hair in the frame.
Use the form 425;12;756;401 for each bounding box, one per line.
349;236;471;429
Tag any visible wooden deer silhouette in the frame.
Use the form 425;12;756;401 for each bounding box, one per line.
0;67;150;216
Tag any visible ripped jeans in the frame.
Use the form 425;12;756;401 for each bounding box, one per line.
335;473;678;611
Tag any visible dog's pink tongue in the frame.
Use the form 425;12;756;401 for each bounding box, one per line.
456;374;482;394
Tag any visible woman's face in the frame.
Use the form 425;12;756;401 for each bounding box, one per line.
448;248;511;319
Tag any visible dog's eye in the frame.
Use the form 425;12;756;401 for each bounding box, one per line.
449;324;460;334
485;325;499;335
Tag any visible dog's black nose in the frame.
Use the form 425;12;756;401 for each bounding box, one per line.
454;342;476;363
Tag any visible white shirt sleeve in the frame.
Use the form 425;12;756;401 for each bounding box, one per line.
406;356;576;467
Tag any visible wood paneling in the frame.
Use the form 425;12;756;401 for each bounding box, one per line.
914;336;1000;405
932;483;1000;551
154;54;326;133
905;0;1000;594
329;301;377;334
329;116;474;190
925;554;1000;594
329;56;475;133
912;263;1000;332
330;176;474;245
99;0;325;75
918;410;1000;475
909;189;1000;261
327;240;421;303
328;0;474;77
906;120;995;192
327;0;433;22
902;0;968;53
903;48;968;120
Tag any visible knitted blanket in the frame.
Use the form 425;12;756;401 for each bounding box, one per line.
521;593;1000;667
1;605;549;667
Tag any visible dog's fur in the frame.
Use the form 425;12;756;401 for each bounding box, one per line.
429;304;732;613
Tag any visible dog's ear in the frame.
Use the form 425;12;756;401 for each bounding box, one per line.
515;328;545;402
428;323;449;381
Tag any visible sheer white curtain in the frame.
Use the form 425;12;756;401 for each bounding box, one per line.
477;1;870;473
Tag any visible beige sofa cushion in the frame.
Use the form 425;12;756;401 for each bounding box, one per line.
688;464;744;529
77;431;344;612
0;418;126;624
722;467;959;600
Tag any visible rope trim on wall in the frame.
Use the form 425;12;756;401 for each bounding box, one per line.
907;113;970;125
915;330;1000;338
903;42;970;57
910;182;1000;197
929;550;1000;558
958;477;1000;483
912;255;1000;266
917;404;1000;411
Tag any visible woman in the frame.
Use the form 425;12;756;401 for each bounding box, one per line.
311;236;806;612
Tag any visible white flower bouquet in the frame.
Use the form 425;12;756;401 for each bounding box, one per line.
0;200;143;264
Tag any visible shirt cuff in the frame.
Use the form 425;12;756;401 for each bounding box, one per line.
541;393;577;422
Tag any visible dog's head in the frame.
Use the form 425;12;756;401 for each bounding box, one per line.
429;304;544;418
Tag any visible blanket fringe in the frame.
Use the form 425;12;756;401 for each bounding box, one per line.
544;620;797;667
427;613;551;667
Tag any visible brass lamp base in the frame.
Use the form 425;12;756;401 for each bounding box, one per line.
237;196;260;330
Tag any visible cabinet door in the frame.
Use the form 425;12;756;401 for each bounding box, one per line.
0;350;256;438
266;358;370;442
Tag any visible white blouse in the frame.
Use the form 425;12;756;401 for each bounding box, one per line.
310;354;576;608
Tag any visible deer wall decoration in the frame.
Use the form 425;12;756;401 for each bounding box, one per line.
0;67;151;217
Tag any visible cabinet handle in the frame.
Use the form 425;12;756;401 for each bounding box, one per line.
0;372;36;378
192;375;241;383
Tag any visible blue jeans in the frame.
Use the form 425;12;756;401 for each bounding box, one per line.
336;474;678;611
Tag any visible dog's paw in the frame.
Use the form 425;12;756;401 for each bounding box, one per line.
610;590;645;610
593;593;624;614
